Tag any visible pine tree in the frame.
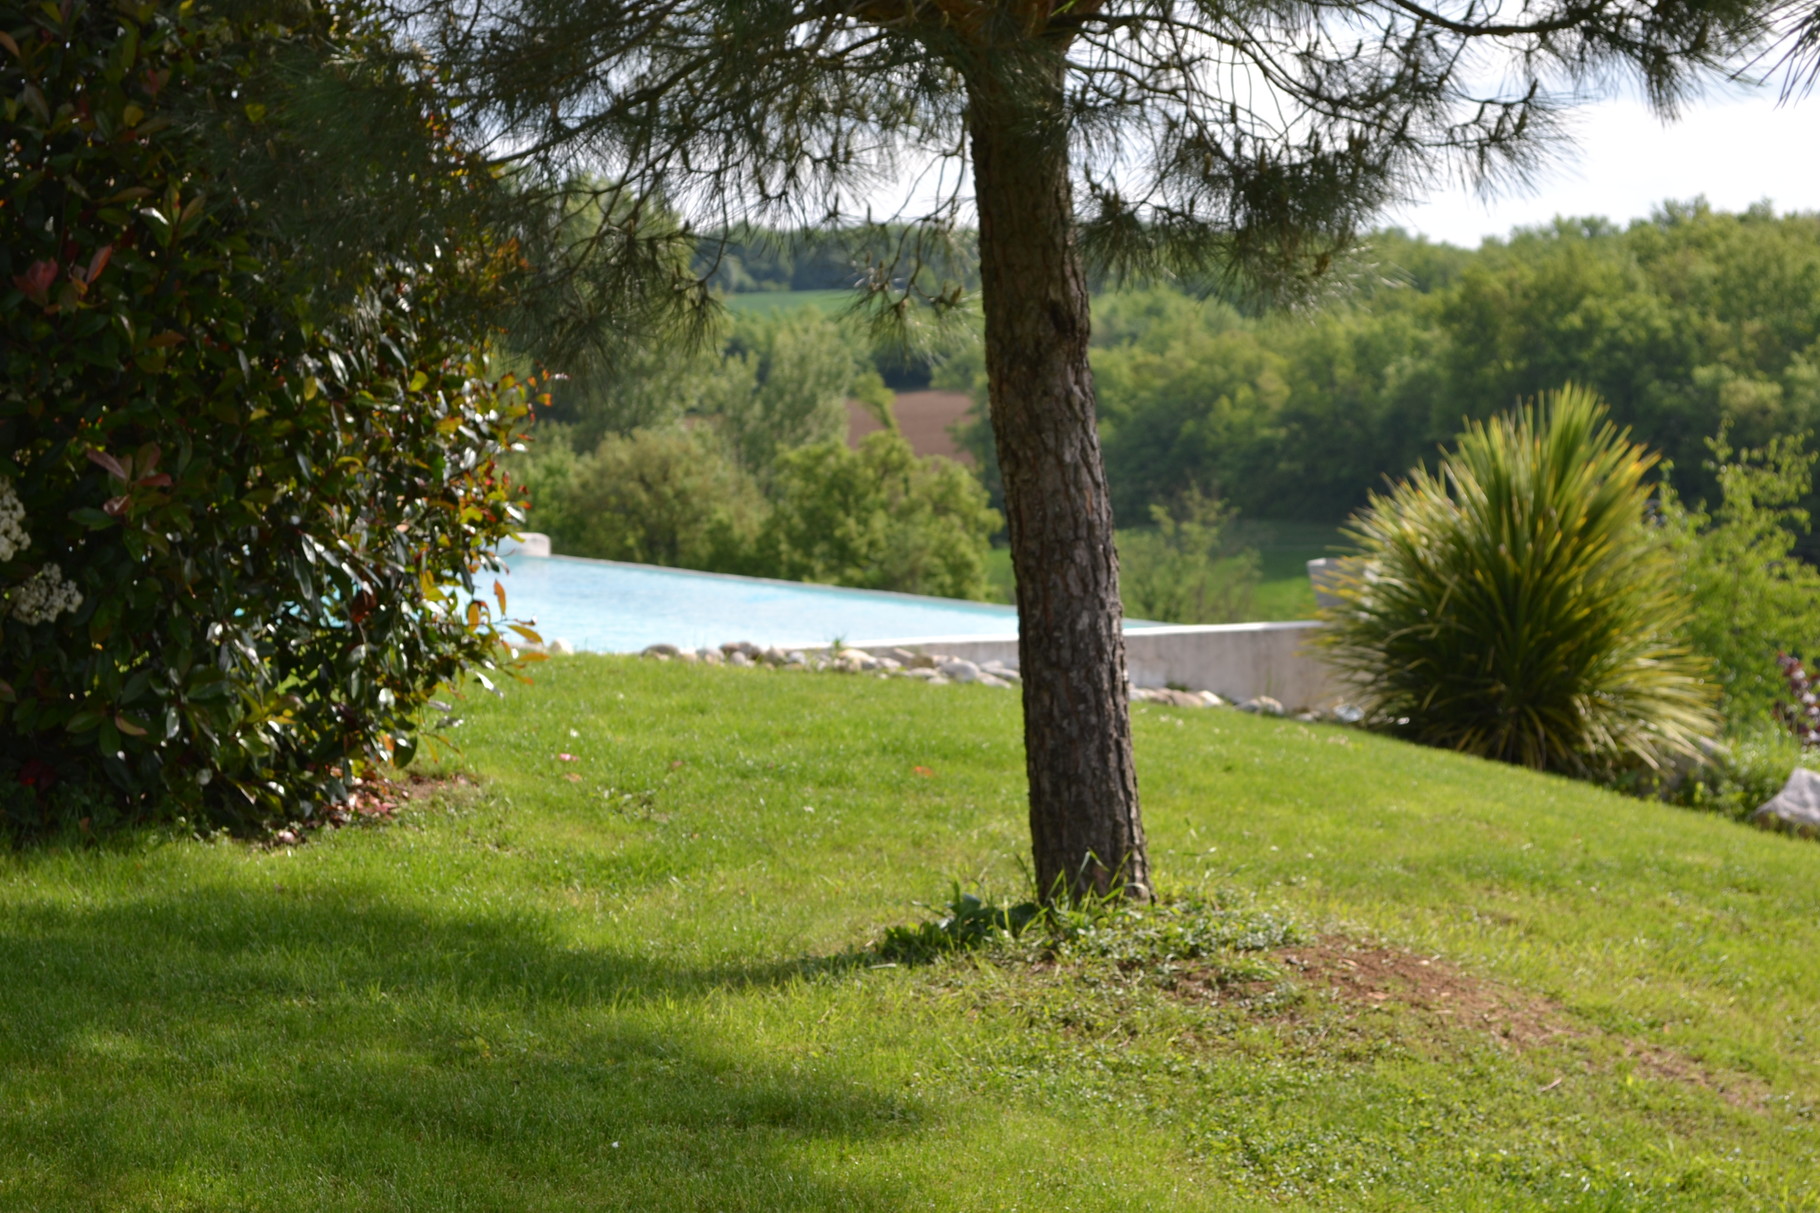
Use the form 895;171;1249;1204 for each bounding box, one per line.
395;0;1771;901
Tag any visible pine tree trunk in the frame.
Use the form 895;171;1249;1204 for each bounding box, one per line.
968;63;1151;903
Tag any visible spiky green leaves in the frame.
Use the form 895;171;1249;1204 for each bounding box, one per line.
1318;385;1720;776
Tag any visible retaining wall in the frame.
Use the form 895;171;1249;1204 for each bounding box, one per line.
797;620;1349;711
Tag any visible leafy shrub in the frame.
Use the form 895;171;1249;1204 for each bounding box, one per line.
1118;487;1261;623
1646;725;1809;820
0;2;525;835
757;431;1001;599
546;427;765;570
1652;430;1820;726
1318;385;1721;775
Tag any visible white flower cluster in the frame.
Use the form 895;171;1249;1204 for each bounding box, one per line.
7;563;82;626
0;479;27;563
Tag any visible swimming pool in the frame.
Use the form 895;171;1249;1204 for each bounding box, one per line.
486;553;1160;653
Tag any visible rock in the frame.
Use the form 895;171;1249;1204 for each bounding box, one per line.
785;650;807;666
842;648;873;663
876;656;902;671
886;648;920;664
721;640;759;658
1198;691;1224;707
902;667;941;681
938;658;981;683
1146;688;1211;709
728;651;754;668
642;643;680;659
1238;696;1287;717
699;648;724;665
675;649;698;664
549;639;575;656
980;661;1019;682
761;647;787;666
907;653;939;670
1329;703;1364;724
978;674;1012;688
1753;767;1820;839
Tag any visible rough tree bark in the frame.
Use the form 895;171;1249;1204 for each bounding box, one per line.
967;53;1151;903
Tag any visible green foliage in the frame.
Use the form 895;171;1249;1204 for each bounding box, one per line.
514;422;998;598
876;884;1045;962
1117;487;1262;624
757;431;1000;600
714;310;856;482
532;305;855;463
0;1;526;834
1088;207;1820;527
1646;725;1811;821
875;884;1298;968
539;427;765;571
1319;386;1721;775
1651;429;1820;725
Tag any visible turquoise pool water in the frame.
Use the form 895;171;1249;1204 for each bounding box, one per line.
490;555;1047;652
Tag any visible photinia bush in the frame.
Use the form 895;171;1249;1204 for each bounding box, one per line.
1;1;532;835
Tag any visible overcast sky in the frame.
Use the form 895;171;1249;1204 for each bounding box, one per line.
1385;84;1818;246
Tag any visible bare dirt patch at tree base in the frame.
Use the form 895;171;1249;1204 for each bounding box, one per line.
1256;935;1773;1110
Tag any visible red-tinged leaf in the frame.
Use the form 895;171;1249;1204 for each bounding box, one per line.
138;473;172;489
114;714;147;737
0;679;14;703
465;600;482;629
515;650;549;664
102;495;130;518
0;30;19;59
84;244;112;285
913;765;935;777
13;259;56;306
507;623;543;644
133;442;162;476
493;579;506;612
87;448;129;480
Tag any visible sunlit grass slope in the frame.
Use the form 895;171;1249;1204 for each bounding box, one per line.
0;657;1815;1210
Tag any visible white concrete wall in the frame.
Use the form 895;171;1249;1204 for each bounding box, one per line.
797;620;1348;710
498;532;552;558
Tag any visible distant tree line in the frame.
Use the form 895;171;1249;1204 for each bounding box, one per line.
940;203;1820;542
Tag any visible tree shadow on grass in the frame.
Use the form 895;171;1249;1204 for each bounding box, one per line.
0;881;927;1211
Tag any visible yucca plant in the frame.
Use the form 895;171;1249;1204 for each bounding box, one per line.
1317;385;1721;776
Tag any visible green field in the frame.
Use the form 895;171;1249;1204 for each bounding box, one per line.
1;658;1815;1210
721;289;856;317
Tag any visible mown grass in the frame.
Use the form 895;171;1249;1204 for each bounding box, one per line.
1;657;1816;1210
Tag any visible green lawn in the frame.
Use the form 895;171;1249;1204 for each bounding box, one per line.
2;658;1816;1210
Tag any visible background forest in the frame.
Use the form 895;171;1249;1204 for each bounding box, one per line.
516;200;1820;591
